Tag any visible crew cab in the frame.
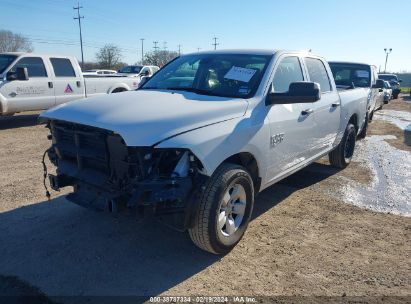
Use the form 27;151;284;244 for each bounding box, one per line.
329;61;384;122
40;50;368;254
0;53;140;116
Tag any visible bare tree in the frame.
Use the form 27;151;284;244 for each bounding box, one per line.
144;50;178;67
96;44;122;69
0;30;33;53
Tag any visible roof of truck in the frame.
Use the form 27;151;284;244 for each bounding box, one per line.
185;49;316;56
329;61;376;67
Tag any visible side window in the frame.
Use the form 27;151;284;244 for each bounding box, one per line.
50;58;76;77
10;57;47;77
141;67;150;75
272;57;304;92
305;58;331;92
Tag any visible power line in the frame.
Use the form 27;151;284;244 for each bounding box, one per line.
212;36;219;50
153;41;159;52
73;2;85;69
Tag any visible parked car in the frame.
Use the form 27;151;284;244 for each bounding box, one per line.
378;73;402;99
82;69;117;76
0;52;140;116
118;65;160;78
383;81;393;103
40;50;368;254
329;62;384;121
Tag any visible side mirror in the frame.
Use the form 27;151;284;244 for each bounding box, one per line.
372;79;384;89
266;82;320;105
138;76;151;88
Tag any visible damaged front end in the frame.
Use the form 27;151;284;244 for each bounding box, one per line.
44;120;208;229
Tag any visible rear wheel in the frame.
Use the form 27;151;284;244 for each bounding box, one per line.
329;123;356;169
188;163;254;254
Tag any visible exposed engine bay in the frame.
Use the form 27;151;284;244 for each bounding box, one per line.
44;120;207;228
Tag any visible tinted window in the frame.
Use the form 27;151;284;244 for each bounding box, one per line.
379;74;398;81
50;58;76;77
329;63;371;88
11;57;47;77
305;58;331;92
272;57;304;92
0;54;17;74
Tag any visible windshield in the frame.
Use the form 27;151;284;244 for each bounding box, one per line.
379;74;398;82
0;54;17;74
329;63;371;88
119;66;142;73
140;53;273;98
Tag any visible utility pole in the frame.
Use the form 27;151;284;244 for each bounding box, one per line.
384;48;392;73
212;36;219;50
140;38;145;64
197;47;201;52
73;2;85;69
163;41;167;51
178;44;182;56
153;41;159;52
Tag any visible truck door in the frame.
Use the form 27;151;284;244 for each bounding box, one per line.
0;56;55;113
49;57;84;105
266;56;317;182
304;57;341;155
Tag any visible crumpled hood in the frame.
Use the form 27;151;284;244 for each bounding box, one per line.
40;90;248;146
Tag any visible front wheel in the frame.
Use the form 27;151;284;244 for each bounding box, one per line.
188;163;254;254
329;123;356;169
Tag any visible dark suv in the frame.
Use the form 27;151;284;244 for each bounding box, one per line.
378;74;402;99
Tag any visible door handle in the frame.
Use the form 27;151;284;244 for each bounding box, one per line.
76;81;81;87
48;82;53;89
301;108;314;115
332;102;341;107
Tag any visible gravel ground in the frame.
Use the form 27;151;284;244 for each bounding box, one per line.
0;95;410;302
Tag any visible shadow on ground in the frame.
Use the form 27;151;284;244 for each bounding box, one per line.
0;114;39;130
0;163;339;299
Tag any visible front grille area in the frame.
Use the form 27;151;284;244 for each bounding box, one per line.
50;120;128;188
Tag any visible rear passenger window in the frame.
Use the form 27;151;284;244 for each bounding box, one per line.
305;58;331;92
11;57;47;77
272;57;304;92
50;58;76;77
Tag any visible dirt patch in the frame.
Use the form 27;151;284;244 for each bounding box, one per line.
368;120;411;152
0;101;410;298
384;95;411;112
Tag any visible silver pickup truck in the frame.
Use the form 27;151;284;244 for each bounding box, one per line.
40;50;368;254
0;52;140;116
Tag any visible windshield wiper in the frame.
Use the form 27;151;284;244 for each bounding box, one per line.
163;87;227;97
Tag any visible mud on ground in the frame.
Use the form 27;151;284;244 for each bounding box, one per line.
0;96;410;302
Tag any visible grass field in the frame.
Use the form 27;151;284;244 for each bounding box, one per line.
400;87;410;93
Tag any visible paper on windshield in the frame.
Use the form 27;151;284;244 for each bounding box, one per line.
224;66;256;83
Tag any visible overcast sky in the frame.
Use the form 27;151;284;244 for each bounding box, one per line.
1;0;410;72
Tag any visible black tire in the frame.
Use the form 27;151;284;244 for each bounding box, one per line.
357;114;368;139
393;94;398;99
329;123;356;169
188;163;254;254
112;88;127;93
369;110;374;122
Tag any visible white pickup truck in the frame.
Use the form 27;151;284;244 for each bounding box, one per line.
0;52;140;116
40;50;368;254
